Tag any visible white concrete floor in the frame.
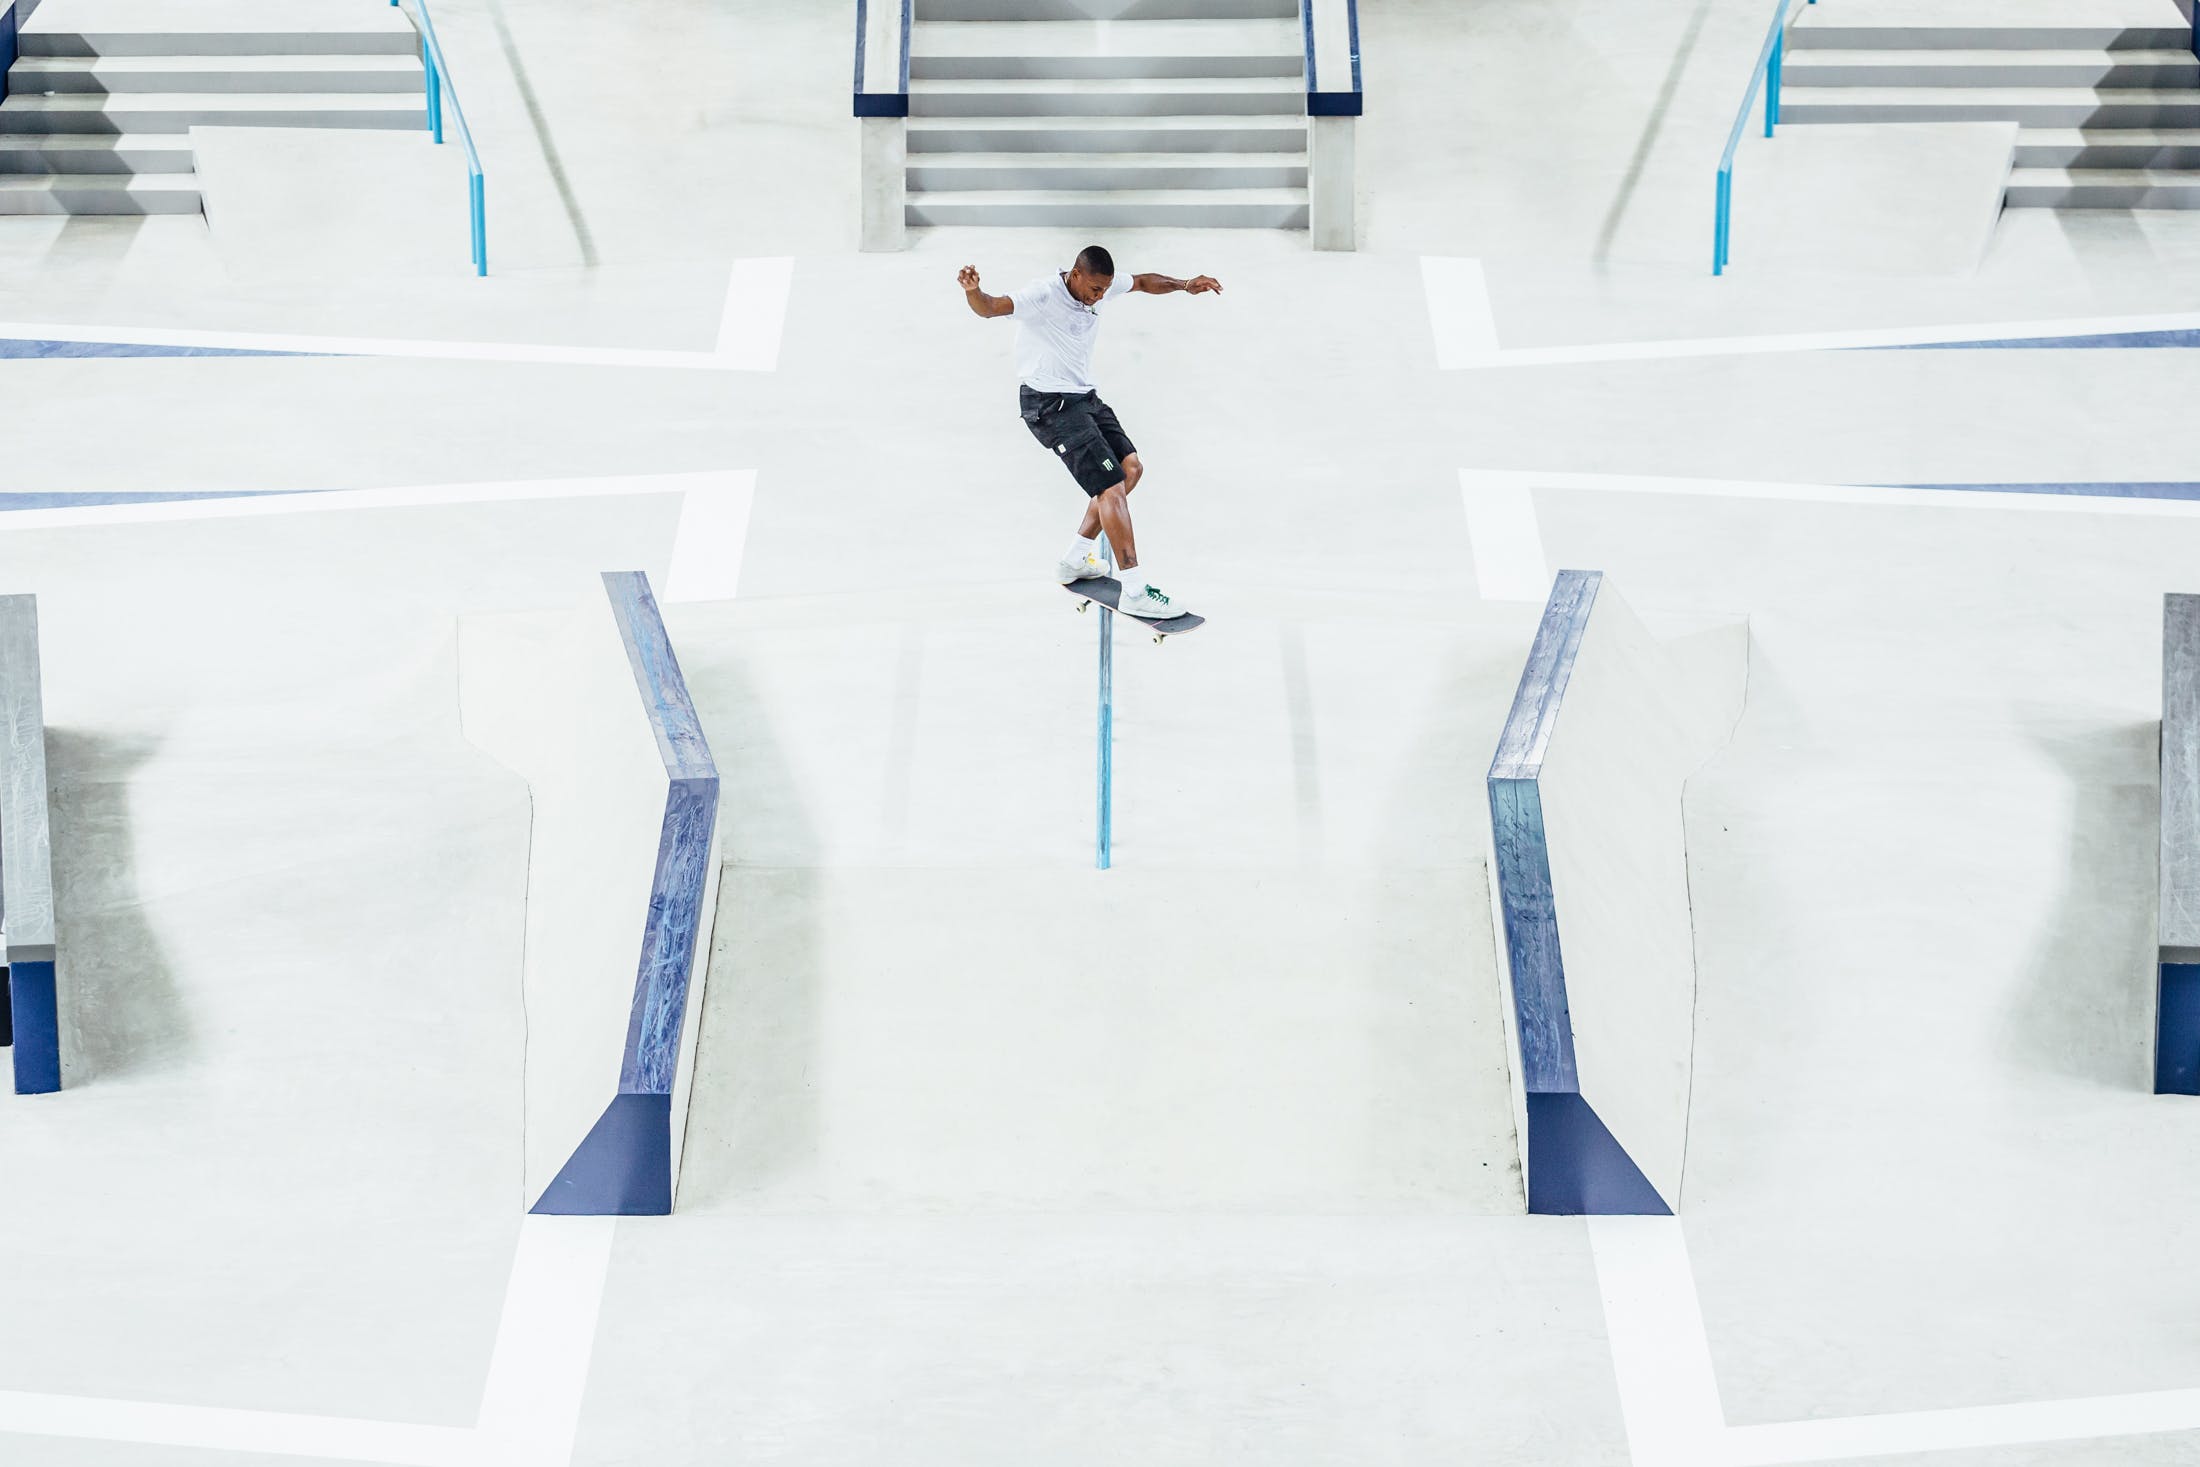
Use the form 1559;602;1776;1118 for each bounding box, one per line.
4;0;2200;1463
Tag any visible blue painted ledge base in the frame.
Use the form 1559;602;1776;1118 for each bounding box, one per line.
2157;963;2200;1095
530;1092;672;1215
1526;1092;1670;1215
8;960;59;1094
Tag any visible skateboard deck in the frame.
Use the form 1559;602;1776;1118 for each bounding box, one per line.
1064;576;1206;642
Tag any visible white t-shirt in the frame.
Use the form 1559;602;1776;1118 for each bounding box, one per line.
1009;271;1133;392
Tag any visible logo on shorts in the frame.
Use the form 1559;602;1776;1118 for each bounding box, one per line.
1056;444;1066;454
1102;458;1114;471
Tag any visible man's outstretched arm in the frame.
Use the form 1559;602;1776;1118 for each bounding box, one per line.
1132;273;1223;296
958;265;1014;318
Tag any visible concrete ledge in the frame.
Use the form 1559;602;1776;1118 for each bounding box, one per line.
460;571;722;1214
2158;593;2200;1093
0;593;56;1096
1486;571;1745;1214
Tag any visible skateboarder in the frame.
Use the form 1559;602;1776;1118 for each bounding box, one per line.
957;245;1221;619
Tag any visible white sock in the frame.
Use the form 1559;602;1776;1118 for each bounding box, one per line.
1120;564;1152;595
1066;532;1099;565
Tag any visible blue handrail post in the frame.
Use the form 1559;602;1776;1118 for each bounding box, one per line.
1714;166;1732;275
1765;31;1781;136
1095;532;1115;870
427;62;443;144
470;171;486;276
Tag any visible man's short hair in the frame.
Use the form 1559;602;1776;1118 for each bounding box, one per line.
1074;245;1115;279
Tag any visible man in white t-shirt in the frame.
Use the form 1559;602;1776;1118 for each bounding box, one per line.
957;244;1221;619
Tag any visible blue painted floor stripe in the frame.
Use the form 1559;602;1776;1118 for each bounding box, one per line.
0;339;308;359
1883;329;2200;351
0;490;303;511
1887;482;2200;501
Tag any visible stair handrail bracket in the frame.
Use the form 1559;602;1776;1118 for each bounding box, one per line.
1303;0;1362;116
392;0;487;276
854;0;914;118
1713;0;1813;277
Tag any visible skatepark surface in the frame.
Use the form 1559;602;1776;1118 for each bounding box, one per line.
5;0;2200;1463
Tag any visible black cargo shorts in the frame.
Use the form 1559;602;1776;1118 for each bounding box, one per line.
1019;386;1137;498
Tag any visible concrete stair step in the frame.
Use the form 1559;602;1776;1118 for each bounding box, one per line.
908;149;1306;190
2013;127;2200;167
908;112;1306;151
1781;85;2200;126
906;186;1307;227
0;93;427;133
1787;24;2192;51
21;0;418;57
12;55;424;95
917;0;1297;20
0;172;200;212
909;76;1303;116
1783;48;2200;87
2006;164;2200;205
911;18;1298;78
0;131;196;172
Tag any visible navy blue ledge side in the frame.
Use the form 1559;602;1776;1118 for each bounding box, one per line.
9;960;58;1095
529;1094;673;1215
0;4;16;106
2158;964;2200;1096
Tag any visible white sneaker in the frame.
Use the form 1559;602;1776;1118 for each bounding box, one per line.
1057;549;1108;584
1117;581;1184;620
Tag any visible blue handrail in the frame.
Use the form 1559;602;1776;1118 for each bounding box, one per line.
853;0;914;118
392;0;486;276
1303;0;1363;116
1713;0;1813;277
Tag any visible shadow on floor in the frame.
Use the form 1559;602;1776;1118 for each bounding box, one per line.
45;727;189;1085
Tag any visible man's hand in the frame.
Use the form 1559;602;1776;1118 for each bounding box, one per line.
959;265;1013;318
1132;273;1223;296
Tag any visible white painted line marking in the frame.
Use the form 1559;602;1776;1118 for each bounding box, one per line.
663;474;756;603
0;256;795;371
1588;1218;1726;1467
475;1217;618;1466
0;1217;616;1465
1460;468;2200;521
1590;1215;2200;1465
1422;256;1501;369
1422;255;2200;367
1459;472;1552;601
714;256;795;371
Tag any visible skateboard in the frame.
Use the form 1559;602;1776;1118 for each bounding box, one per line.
1064;576;1206;644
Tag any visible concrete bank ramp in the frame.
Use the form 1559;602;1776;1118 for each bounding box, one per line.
659;587;1539;1214
680;862;1518;1212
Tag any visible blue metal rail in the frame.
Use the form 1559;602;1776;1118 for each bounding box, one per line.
1713;0;1813;277
1096;532;1115;870
854;0;914;117
393;0;487;275
1303;0;1363;116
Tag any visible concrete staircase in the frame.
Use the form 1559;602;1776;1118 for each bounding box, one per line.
906;0;1308;229
0;1;424;215
1782;9;2200;209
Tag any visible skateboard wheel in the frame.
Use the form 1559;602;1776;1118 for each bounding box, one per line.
1075;600;1089;613
1153;633;1166;645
